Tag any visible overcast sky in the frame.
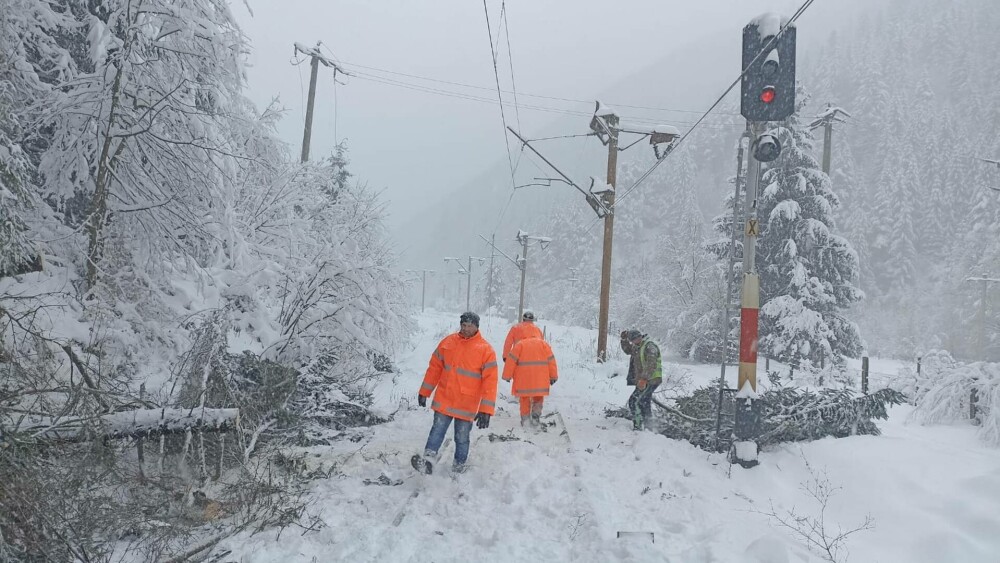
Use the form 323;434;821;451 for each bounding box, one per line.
234;0;843;235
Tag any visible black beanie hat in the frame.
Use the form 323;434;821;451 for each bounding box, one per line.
460;312;480;327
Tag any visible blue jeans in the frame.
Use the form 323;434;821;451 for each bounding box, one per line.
424;411;473;465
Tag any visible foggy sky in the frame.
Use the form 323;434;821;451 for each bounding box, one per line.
234;0;868;242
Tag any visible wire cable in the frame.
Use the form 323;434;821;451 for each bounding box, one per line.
502;2;521;133
482;0;517;190
501;1;524;173
334;60;740;117
348;71;744;129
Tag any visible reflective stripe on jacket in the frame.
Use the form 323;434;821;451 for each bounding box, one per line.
502;337;557;397
419;331;498;421
503;321;544;363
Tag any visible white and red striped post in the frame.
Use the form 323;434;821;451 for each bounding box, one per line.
733;122;763;468
738;273;760;394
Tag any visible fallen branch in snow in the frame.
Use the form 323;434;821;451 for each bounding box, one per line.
61;344;112;412
652;397;716;423
7;408;240;444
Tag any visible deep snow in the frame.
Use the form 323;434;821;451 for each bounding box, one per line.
220;310;1000;562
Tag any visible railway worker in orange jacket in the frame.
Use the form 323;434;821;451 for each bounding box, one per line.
503;311;543;364
502;335;558;428
412;311;498;474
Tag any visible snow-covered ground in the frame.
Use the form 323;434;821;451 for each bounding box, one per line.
221;310;1000;562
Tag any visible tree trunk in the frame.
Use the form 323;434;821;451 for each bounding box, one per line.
85;62;126;291
11;408;240;444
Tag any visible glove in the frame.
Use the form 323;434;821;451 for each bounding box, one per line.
637;379;648;390
475;412;491;429
549;378;557;385
418;394;427;407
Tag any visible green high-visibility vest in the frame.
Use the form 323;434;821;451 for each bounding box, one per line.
638;339;662;381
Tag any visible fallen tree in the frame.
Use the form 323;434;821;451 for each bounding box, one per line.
4;408;239;444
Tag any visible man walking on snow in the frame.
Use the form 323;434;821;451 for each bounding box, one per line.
503;311;543;364
502;335;558;428
623;329;662;431
413;312;498;474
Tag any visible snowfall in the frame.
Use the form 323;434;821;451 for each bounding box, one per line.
219;310;1000;563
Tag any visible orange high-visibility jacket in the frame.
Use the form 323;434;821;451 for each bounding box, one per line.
503;321;543;363
419;331;498;421
502;337;558;397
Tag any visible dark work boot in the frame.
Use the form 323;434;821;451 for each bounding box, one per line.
410;454;433;475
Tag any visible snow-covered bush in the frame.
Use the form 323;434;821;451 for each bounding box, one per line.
908;349;1000;446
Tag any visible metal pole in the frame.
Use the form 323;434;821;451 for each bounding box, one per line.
421;270;427;312
715;125;750;451
861;356;869;394
734;121;762;468
300;53;320;163
518;236;528;320
821;120;833;176
597;115;620;362
487;234;496;311
466;257;473;312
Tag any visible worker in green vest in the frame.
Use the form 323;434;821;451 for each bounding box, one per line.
623;329;662;431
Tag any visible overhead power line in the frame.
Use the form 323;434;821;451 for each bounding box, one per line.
348;71;744;130
483;0;517;189
501;2;521;133
335;60;742;117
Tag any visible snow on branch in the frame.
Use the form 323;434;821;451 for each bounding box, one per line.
5;407;239;444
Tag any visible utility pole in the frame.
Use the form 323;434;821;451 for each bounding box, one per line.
808;103;851;175
405;269;435;312
293;42;348;163
506;112;677;360
593;105;619;362
487;234;496;312
445;256;485;312
966;277;998;360
587;103;679;361
514;231;551;319
480;233;537;318
568;267;580;287
518;236;529;320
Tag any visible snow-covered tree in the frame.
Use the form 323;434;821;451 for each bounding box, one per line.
755;89;863;368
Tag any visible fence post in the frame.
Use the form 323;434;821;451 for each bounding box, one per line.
765;356;770;371
971;381;980;425
916;356;921;376
861;356;869;394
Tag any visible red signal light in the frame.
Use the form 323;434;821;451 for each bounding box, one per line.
760;87;776;104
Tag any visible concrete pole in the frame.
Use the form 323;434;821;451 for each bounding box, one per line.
300;53;320;163
487;234;496;311
596;114;620;362
465;257;473;312
518;236;528;320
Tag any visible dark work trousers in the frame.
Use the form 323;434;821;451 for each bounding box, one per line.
627;380;661;430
